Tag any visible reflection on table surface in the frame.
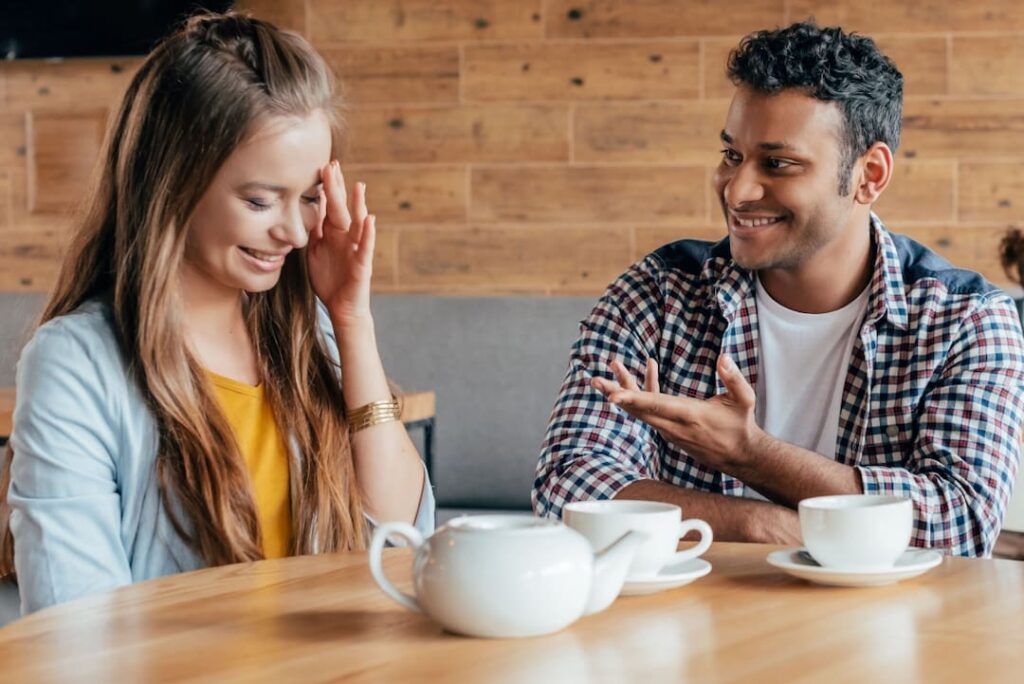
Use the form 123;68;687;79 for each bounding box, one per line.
0;542;1021;683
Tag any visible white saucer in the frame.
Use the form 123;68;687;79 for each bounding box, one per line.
766;547;943;587
619;558;712;596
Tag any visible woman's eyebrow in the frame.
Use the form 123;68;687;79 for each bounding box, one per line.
237;181;287;193
237;179;325;194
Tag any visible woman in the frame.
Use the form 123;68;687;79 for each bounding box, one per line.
0;11;432;616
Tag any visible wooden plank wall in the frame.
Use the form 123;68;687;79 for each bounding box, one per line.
1;0;1022;295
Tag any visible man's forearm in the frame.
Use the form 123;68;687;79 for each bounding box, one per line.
729;432;864;508
613;479;802;545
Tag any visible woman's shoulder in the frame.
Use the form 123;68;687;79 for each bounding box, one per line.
13;299;138;460
30;299;118;349
21;298;127;384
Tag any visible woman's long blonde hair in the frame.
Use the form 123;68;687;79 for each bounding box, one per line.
0;11;365;574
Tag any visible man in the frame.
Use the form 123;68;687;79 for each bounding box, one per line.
533;21;1024;556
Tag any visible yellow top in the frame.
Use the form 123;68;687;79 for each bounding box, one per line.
207;371;292;559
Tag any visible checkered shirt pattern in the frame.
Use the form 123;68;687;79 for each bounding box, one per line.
534;216;1024;557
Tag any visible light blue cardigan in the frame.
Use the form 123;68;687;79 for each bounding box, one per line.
6;299;435;616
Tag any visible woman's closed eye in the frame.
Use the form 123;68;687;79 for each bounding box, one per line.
244;195;320;212
245;197;272;212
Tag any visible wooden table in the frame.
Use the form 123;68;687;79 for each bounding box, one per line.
0;543;1020;683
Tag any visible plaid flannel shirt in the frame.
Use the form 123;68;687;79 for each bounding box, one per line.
534;216;1024;556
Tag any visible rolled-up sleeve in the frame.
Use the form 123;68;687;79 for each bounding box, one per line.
533;259;665;519
858;294;1024;556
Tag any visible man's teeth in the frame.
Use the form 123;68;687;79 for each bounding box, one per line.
735;216;782;227
242;248;283;262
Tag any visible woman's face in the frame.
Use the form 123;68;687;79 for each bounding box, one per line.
183;110;332;299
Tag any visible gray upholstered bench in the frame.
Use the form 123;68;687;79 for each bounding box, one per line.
374;295;595;523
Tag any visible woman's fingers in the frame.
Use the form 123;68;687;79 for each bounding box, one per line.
349;182;367;247
357;214;377;267
323;160;351;232
312;186;327;241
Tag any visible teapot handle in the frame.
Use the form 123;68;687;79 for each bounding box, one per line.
369;522;425;614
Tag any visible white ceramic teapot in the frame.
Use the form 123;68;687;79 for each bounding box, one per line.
369;514;647;638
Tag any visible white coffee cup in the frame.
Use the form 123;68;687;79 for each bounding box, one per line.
798;494;913;570
563;500;713;579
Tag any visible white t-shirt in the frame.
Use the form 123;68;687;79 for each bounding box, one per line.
744;276;870;500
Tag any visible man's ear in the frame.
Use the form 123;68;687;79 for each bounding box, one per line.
854;142;894;205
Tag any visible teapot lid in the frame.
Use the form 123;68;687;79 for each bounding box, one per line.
444;515;564;535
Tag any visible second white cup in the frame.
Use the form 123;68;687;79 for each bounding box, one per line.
563;500;713;579
798;494;913;570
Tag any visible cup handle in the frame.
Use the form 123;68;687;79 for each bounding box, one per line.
369;522;425;614
670;518;714;564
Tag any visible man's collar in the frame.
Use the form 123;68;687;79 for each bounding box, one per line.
865;213;908;330
711;213;908;330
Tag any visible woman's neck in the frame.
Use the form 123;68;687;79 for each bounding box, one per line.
179;263;259;385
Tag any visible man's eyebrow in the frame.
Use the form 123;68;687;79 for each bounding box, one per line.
759;141;799;152
720;131;801;153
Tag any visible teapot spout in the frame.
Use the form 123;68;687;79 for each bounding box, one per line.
583;530;648;616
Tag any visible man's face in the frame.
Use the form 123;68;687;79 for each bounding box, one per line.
712;87;858;272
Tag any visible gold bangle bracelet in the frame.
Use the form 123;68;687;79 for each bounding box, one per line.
347;398;401;433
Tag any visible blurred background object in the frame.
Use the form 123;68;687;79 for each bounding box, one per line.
1;1;233;60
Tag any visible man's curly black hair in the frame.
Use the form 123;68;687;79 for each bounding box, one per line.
727;21;903;196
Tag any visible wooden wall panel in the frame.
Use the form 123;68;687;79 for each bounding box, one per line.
346;105;569;163
546;0;785;39
0;229;64;291
1;0;1023;295
308;0;544;44
951;36;1024;97
634;225;727;261
236;0;306;33
899;224;1011;282
966;225;1017;282
900;100;1024;159
874;161;956;223
348;166;467;223
398;226;632;293
322;47;460;105
573;101;728;164
958;163;1024;223
26;112;106;214
789;0;1024;33
873;36;950;98
371;226;398;290
3;59;139;112
463;41;699;101
0;115;26;170
899;225;968;270
703;39;736;101
0;173;10;230
3;166;30;226
470;166;705;224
